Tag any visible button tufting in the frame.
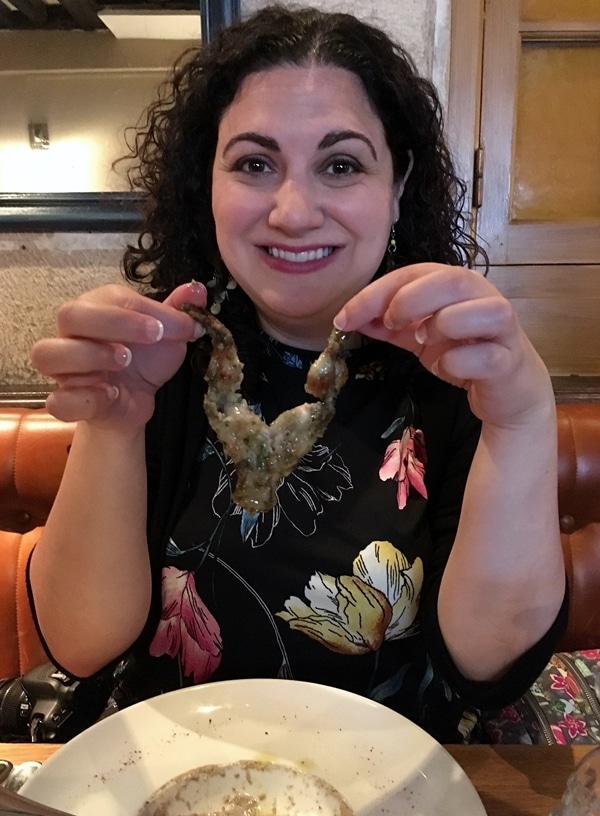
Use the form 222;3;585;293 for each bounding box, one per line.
559;514;576;534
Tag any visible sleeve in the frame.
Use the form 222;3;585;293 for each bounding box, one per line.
417;378;568;711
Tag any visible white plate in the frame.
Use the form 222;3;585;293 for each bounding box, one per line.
21;679;486;816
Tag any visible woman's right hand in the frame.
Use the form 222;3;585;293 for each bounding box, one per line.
30;281;207;431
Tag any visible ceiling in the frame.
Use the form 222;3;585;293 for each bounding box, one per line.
0;0;200;32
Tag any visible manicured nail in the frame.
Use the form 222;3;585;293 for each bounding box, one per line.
147;319;164;342
187;280;207;297
333;310;347;330
414;323;428;344
106;385;120;401
115;346;132;367
192;322;205;339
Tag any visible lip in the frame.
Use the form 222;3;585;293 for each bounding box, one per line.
260;244;340;275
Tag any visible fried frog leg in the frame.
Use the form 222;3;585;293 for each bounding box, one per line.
182;304;349;514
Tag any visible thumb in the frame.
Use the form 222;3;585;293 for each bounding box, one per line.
164;281;209;341
165;280;208;311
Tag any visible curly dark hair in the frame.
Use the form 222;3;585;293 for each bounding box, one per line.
121;3;485;312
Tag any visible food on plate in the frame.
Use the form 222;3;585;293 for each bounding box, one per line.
182;304;349;513
137;759;355;816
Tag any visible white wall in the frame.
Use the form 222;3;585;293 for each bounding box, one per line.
0;0;451;387
243;0;450;100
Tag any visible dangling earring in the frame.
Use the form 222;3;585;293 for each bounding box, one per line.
388;225;397;258
207;270;237;315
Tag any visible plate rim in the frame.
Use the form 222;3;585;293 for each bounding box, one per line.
22;678;486;816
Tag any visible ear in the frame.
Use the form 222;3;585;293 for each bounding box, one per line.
392;149;415;221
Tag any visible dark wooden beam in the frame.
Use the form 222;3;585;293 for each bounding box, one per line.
8;0;47;25
58;0;102;30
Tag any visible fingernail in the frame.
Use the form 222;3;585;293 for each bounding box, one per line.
115;346;132;367
192;322;205;340
147;319;164;342
414;323;427;344
187;280;207;297
107;385;120;401
383;314;394;330
333;310;347;330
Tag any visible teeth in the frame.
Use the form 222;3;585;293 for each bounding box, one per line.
267;247;334;262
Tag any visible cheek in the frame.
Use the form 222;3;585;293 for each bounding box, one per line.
212;187;265;236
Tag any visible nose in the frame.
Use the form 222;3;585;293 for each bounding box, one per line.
267;177;325;233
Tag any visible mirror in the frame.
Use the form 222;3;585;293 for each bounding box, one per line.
0;0;240;231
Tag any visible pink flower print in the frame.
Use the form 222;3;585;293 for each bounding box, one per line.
557;714;588;739
150;566;222;683
579;650;600;659
550;724;568;745
379;426;427;509
550;672;579;700
501;705;522;723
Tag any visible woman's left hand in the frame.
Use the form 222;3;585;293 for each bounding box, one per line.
335;262;553;428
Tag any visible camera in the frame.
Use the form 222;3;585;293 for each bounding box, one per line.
0;662;113;742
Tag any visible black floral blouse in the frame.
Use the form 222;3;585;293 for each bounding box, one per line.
106;336;567;744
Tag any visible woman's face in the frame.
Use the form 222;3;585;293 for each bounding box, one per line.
211;64;401;349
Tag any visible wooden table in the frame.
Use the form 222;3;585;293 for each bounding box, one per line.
0;742;595;816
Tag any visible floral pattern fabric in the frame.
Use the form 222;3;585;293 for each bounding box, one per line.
484;651;600;745
150;340;432;697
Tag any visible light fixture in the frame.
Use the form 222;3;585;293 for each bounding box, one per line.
97;9;201;40
28;123;50;150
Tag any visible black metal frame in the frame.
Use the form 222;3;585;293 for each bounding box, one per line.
0;192;145;232
0;0;241;232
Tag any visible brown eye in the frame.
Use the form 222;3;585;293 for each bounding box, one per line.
323;157;363;177
237;157;273;175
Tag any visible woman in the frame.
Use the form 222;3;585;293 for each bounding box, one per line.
29;5;566;743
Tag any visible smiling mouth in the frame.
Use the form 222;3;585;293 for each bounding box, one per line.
265;246;335;263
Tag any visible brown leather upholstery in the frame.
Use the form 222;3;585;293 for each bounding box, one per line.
0;404;598;678
0;409;74;534
0;409;75;678
557;404;600;652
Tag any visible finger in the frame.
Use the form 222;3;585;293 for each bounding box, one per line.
54;373;118;389
56;299;165;345
45;385;120;423
434;341;513;383
383;267;492;330
31;338;132;377
335;264;435;330
344;318;425;356
415;297;516;348
164;281;209;339
165;281;208;311
58;285;207;345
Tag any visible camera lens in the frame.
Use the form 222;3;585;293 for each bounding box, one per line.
0;678;31;737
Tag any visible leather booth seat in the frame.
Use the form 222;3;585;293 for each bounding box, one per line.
1;404;599;680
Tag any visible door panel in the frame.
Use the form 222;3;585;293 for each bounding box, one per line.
512;43;600;221
522;0;600;23
448;0;600;376
477;0;600;264
488;265;600;376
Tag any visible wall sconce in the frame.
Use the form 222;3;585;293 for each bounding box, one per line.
29;123;50;150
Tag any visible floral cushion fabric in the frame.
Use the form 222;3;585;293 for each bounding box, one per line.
484;651;600;745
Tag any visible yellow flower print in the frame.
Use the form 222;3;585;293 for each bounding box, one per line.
277;541;423;656
354;540;423;639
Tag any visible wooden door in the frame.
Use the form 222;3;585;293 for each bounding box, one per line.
448;0;600;378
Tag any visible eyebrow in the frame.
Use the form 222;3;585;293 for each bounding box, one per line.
222;129;378;160
319;130;377;160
